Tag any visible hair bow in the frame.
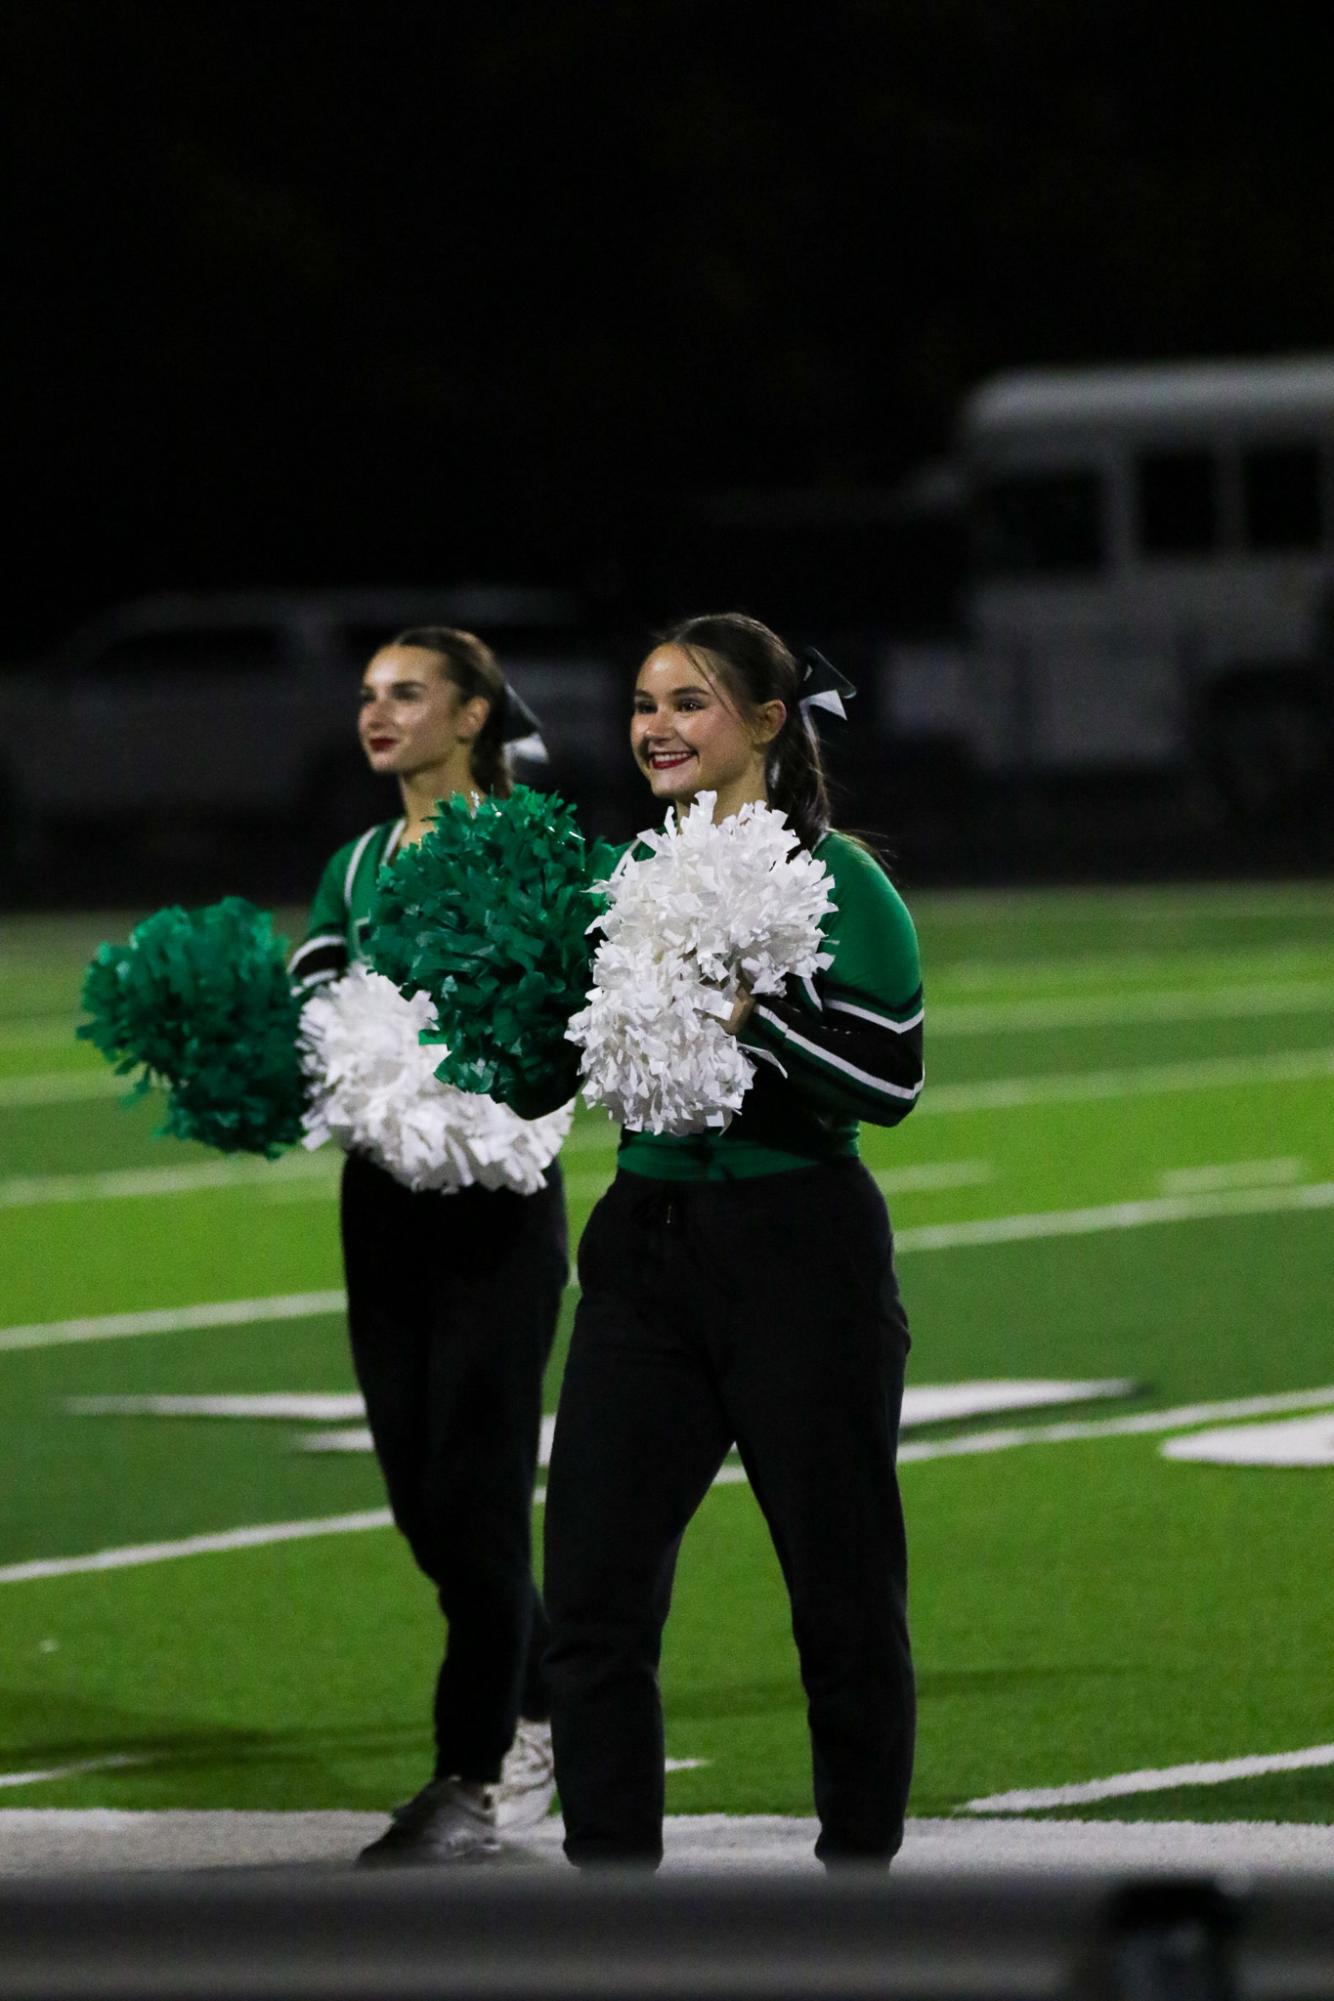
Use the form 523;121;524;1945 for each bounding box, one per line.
799;648;856;723
503;682;549;762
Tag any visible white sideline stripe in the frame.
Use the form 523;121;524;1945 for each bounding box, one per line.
0;1020;80;1052
6;1043;1332;1117
1159;1157;1302;1194
932;979;1334;1036
0;1154;337;1210
0;1755;152;1792
5;1392;1328;1586
0;1292;348;1354
872;1160;991;1195
897;1387;1334;1466
6;1180;1333;1355
963;1743;1334;1814
0;1511;394;1585
67;1394;367;1423
922;1045;1334;1115
893;1179;1334;1254
0;1070;122;1107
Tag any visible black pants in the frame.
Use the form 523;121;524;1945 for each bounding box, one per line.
543;1161;914;1867
340;1151;567;1785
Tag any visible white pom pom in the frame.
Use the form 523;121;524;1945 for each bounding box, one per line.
299;965;571;1193
567;794;834;1135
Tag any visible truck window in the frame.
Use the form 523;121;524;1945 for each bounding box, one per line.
91;628;286;676
972;470;1104;577
1240;443;1324;552
1134;449;1220;557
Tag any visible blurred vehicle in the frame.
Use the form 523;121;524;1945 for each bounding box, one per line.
884;355;1334;819
0;587;626;866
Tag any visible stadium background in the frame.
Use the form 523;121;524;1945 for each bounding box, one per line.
2;0;1332;1856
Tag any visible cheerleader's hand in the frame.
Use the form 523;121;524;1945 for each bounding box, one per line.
724;981;756;1036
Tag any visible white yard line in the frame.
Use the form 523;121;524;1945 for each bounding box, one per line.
894;1179;1334;1252
963;1743;1334;1815
0;1154;337;1209
897;1387;1334;1466
0;1070;122;1107
922;1045;1334;1114
0;1020;82;1053
0;1511;394;1585
0;1755;152;1792
1160;1158;1303;1194
931;980;1334;1036
4;1046;1331;1119
7;1178;1333;1355
5;1390;1332;1585
0;1292;347;1354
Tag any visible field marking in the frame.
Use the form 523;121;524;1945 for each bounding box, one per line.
943;942;1334;992
5;1391;1331;1586
962;1742;1334;1815
921;885;1334;923
922;1045;1334;1114
6;1045;1334;1120
1159;1157;1303;1194
7;1177;1333;1356
0;1154;337;1210
0;1755;152;1792
0;1070;122;1107
0;1292;347;1354
0;1018;83;1053
1161;1414;1334;1467
894;1179;1334;1253
898;1386;1334;1466
0;1511;394;1585
67;1394;366;1423
931;980;1334;1036
1;1809;1332;1875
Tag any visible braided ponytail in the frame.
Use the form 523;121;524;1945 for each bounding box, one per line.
664;613;831;851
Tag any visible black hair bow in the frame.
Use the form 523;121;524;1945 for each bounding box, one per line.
799;648;857;723
503;682;549;761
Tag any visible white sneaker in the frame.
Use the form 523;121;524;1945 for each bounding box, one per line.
495;1718;556;1831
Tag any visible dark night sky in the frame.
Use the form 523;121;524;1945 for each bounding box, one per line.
6;0;1333;644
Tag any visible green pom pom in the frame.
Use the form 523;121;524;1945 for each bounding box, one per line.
78;898;307;1158
366;785;617;1100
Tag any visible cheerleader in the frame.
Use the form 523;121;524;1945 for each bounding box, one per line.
509;612;924;1869
290;627;567;1865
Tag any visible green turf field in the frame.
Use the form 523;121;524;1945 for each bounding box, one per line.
2;883;1332;1825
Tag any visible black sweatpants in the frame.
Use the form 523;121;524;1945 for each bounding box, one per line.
340;1151;567;1785
543;1160;914;1867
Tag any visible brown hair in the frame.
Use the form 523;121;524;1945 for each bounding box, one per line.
661;612;831;849
392;627;513;798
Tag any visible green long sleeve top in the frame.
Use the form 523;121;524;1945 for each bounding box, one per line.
288;819;405;993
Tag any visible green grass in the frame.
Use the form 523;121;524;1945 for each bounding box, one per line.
1;885;1332;1823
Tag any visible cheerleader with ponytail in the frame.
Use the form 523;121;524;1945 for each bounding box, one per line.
290;627;567;1865
497;612;925;1870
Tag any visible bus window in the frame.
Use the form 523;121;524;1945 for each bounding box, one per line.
1134;449;1221;557
1240;443;1324;552
973;470;1105;577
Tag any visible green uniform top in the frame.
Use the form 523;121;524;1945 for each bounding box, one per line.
510;829;924;1180
288;819;405;994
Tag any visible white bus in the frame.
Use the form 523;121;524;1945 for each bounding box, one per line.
954;354;1334;816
